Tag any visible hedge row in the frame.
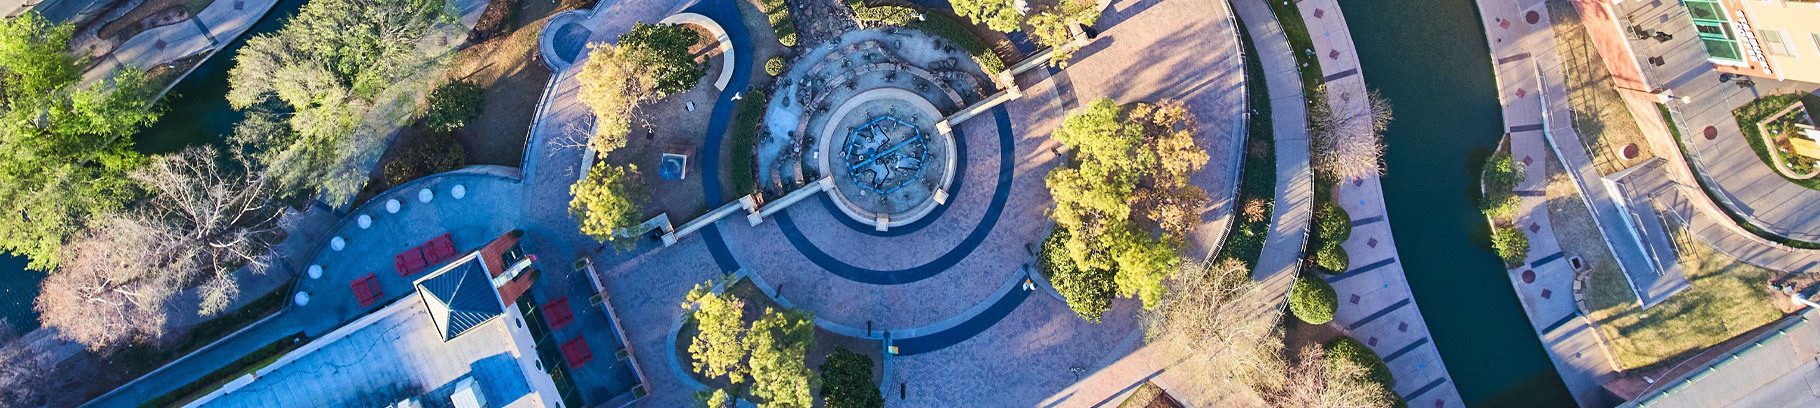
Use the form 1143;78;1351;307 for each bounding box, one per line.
1327;336;1397;399
729;89;770;197
762;0;799;47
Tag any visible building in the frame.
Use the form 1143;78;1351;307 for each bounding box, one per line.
1672;0;1820;83
187;231;565;408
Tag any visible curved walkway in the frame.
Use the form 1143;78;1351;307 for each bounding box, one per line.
1231;0;1311;316
1291;0;1466;406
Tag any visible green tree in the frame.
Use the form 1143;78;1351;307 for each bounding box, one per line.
570;162;646;244
1039;98;1207;321
1478;152;1524;220
695;388;735;408
952;0;1024;32
618;22;705;96
1027;8;1099;67
685;282;747;382
226;0;447;204
748;308;815;408
0;13;160;270
1289;276;1337;324
819;348;882;408
421;80;484;132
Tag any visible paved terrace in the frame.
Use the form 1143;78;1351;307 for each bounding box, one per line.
1294;0;1467;406
1605;0;1820;274
1607;0;1820;243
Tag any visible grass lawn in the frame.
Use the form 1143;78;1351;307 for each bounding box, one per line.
1544;0;1652;175
1543;148;1633;314
1733;94;1816;188
1584;226;1779;371
1215;15;1276;270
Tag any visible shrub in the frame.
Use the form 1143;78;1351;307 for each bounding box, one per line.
851;3;920;26
762;0;798;47
1315;242;1349;274
1479;189;1519;220
383;132;467;187
906;12;1005;75
1315;201;1351;243
1289;276;1337;324
765;56;785;77
1491;225;1530;267
421;80;485;132
1327;336;1395;392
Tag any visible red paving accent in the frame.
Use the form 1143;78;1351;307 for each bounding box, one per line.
1516;87;1527;98
1349;294;1361;304
1368;337;1379;346
543;297;574;330
1525;11;1539;24
1399;322;1409;332
561;336;593;368
1523;155;1533;166
1530;223;1541;233
1541;289;1554;299
1522;270;1536;283
1704;126;1718;140
1500;19;1511;29
1367;238;1379;248
1313;8;1324;18
1328;49;1341;60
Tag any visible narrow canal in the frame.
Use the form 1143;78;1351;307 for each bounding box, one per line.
1337;0;1578;406
0;0;308;333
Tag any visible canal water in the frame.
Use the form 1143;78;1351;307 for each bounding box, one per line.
0;0;308;334
1337;0;1579;406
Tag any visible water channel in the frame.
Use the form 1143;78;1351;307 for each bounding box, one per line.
0;0;307;334
1339;0;1578;405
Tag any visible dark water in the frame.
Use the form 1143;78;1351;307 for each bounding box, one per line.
1338;0;1578;406
0;0;310;332
132;0;309;153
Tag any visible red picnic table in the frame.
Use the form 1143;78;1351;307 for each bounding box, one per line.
542;297;574;331
351;273;382;307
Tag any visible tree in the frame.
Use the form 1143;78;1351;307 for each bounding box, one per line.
570;162;646;244
1039;98;1207;321
577;43;660;154
226;0;448;204
952;0;1024;32
1260;345;1396;408
695;388;735;408
1027;6;1101;67
1310;83;1393;181
1143;259;1285;400
617;22;706;96
685;282;747;382
38;146;286;350
819;348;883;408
1289;276;1337;325
421;80;485;132
748;308;816;408
1479;152;1524;220
0;13;160;271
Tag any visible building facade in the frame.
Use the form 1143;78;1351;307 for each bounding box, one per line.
1678;0;1820;83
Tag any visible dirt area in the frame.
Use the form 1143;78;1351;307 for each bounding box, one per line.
1546;0;1653;175
1542;150;1630;314
597;48;722;221
1116;382;1186;408
674;277;884;402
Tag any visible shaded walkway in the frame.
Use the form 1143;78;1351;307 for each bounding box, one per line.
1232;0;1310;319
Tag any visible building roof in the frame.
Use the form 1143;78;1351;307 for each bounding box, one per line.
1627;309;1820;408
418;255;505;341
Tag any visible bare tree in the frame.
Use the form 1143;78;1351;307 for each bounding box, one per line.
1309;83;1393;181
38;146;285;350
577;43;664;155
1259;346;1395;408
1142;259;1285;402
0;320;49;407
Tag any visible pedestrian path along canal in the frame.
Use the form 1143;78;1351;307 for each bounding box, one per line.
1340;0;1577;405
